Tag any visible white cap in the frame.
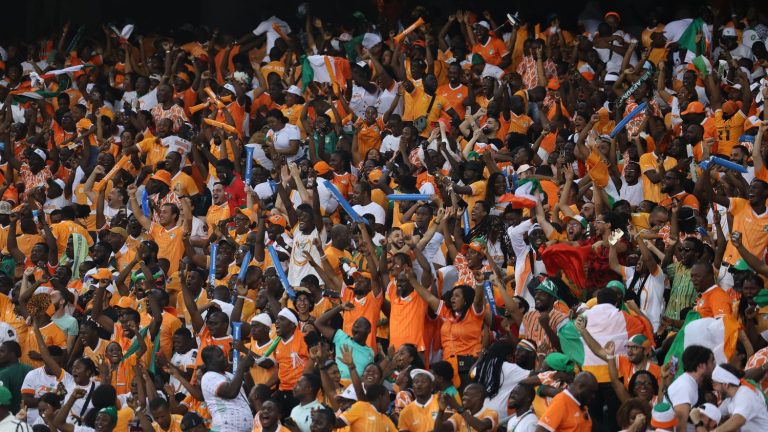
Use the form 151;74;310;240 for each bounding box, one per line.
516;164;533;175
475;21;491;30
149;74;162;82
223;83;237;95
277;308;298;325
409;368;435;381
722;27;737;37
31;148;47;161
362;33;382;50
251;313;273;328
699;403;722;424
742;29;759;48
338;384;358;401
284;85;302;96
52;179;66;189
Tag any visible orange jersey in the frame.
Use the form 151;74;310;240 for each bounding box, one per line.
274;329;309;390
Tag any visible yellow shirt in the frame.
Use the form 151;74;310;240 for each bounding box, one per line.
341;401;398;432
398;395;441;432
638;152;677;203
153;414;183;432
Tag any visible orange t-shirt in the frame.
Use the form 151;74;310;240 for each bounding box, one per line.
472;36;508;66
437;301;485;358
274;329;309;390
194;325;233;366
694;285;733;318
149;223;184;276
386;282;428;351
617;355;661;388
436;83;469;120
24;322;67;368
355;118;385;160
342;287;384;350
538;390;592;432
722;197;768;265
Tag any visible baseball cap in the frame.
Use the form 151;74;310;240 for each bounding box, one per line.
93;268;113;281
76;118;93;130
284;85;302;96
151;169;172;187
563;214;588;229
409;368;435;381
313;161;332;175
267;214;287;228
606;280;626;294
690;403;722;425
535;279;559;298
516;164;533;175
461;238;487;255
352;270;372;280
475;20;490;29
681;101;705;115
116;296;138;310
729;258;752;272
722;27;737;38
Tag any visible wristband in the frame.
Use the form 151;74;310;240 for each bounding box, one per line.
606;355;615;360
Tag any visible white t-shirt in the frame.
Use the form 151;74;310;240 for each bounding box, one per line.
349;84;380;119
201;371;254;432
290;400;323;432
482;362;531;417
377;82;402;117
268;123;304;163
619;180;644;207
352;202;385;225
721;385;768;431
505;410;538;432
21;367;75;424
667;372;699;407
380;133;401;154
623;266;666;332
170;348;198;395
481;63;505;80
288;227;323;287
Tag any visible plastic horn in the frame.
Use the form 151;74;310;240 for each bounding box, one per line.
463;207;470;235
209;243;218;287
231;321;242;371
321;179;367;224
483;280;498;316
141;189;150;218
203;118;239;135
262;336;281;357
386;194;431;201
94;156;131;192
699;156;747;173
203;87;225;109
609;102;647;138
507;12;521;26
238;251;252;281
245;145;256;187
188;101;211;115
268;245;295;300
686;144;698;182
394;17;425;44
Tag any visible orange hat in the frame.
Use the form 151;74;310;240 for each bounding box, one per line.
236;207;258;223
604;11;621;21
461;238;487;254
76;118;93;130
368;169;383;183
99;107;115;121
314;161;332;175
546;77;560;91
151;169;172;187
352;270;372;280
176;72;190;82
93;267;113;280
722;100;739;116
116;296;138;310
681;101;704;115
268;214;288;228
744;115;762;131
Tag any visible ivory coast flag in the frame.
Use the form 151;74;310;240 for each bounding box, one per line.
558;304;647;382
500;178;544;208
301;55;352;91
664;312;740;378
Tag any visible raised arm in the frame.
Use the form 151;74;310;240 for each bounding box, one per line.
127;184;152;230
406;269;440;313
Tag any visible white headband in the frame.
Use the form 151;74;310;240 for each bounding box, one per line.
409;368;435;381
712;365;739;386
277;308;298;326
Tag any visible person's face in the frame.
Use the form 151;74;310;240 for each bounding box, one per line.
690;264;712;292
362;363;381;386
295;293;312;314
412;374;433;398
0;344;12;364
364;106;378;122
679;240;698;266
206;314;227;337
626;341;646;363
150;405;172;429
748;181;767;206
293;375;311;398
389;230;405;249
164;153;181;173
534;290;554;312
566;219;583;240
259;401;280;427
216;165;233;184
106;342;122;364
624;164;640;183
742;279;760;299
450;288;466;313
157;205;174;226
414;207;432;227
353;275;371;297
30;244;46;265
631;373;654;400
447;65;461;84
731;148;747;165
661;172;678;194
473;25;489;41
310;410;333;432
593;214;610;234
508;384;529;409
493;175;506;195
465;247;483;268
275;315;296;338
298;210;313;233
94;413;114;432
394;345;414;369
529;230;546;250
423;74;438;93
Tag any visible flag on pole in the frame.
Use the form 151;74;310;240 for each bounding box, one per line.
301;55;351;91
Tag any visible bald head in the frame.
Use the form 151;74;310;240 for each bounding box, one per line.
330;224;351;249
570;371;598;405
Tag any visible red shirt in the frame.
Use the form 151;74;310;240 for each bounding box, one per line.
223;174;246;212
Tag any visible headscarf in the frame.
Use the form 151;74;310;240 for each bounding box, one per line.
59;233;89;279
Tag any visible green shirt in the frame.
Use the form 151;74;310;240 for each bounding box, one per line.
665;262;697;321
0;362;33;413
333;330;374;380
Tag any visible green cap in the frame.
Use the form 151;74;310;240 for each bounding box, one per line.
99;406;118;423
470;53;484;65
535;279;559;298
0;386;10;406
754;289;768;307
729;259;752;272
544;352;575;373
606;280;626;294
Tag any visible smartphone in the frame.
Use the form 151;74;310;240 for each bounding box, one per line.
670;357;678;376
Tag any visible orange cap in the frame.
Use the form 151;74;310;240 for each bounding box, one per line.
681;101;704;115
368;169;383;183
314;161;332;175
93;267;113;280
268;214;288;228
76;118;93;130
151;169;172;187
116;296;138;310
236;208;258;223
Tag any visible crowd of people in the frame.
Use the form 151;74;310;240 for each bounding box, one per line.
1;2;768;432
